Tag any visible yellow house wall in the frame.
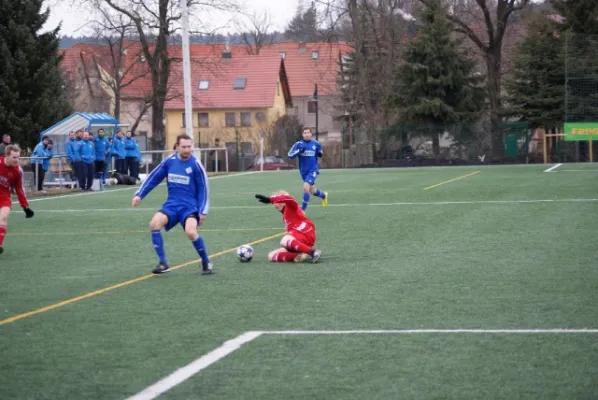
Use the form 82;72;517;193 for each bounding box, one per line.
164;79;289;150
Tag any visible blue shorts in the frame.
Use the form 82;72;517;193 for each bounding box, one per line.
159;202;199;231
301;169;319;186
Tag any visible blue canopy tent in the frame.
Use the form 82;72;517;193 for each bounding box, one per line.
39;112;121;154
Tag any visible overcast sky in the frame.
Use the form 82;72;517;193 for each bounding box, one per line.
43;0;303;36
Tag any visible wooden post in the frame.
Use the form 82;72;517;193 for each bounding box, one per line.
590;134;593;163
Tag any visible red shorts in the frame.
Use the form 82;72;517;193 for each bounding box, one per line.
0;197;11;209
289;229;316;247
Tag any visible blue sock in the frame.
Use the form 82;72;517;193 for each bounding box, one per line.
151;230;167;264
192;236;210;263
301;192;310;210
314;189;326;199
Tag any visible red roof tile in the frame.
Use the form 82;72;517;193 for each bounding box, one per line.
165;53;290;110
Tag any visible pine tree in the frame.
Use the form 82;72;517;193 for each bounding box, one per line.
284;1;319;42
503;11;565;129
0;0;72;150
392;0;485;155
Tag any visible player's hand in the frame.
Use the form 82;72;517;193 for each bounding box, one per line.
132;196;141;208
199;214;206;225
255;194;271;204
23;207;34;218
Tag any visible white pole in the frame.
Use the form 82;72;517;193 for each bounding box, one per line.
180;0;193;140
260;133;264;172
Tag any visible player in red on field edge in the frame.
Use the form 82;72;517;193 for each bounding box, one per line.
255;190;322;263
0;145;35;255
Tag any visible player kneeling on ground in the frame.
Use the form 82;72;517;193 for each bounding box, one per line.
0;145;35;255
255;191;322;263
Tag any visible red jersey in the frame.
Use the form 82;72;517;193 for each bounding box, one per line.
270;194;315;236
0;157;29;208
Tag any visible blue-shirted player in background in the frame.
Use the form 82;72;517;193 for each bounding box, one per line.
132;134;213;275
288;127;328;211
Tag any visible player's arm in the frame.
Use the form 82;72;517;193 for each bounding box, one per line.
134;157;169;200
255;194;299;210
316;142;323;158
287;142;303;159
14;167;34;218
194;159;210;215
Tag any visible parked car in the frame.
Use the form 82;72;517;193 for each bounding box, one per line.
246;155;295;171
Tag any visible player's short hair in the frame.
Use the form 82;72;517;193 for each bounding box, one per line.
176;134;193;145
271;190;289;197
302;127;312;133
4;144;21;156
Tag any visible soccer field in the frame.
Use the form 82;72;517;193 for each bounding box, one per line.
1;164;597;399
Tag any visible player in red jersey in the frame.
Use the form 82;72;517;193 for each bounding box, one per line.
255;191;322;263
0;145;35;254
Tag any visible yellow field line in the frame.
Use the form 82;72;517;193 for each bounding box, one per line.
9;227;284;237
0;232;285;327
423;171;481;190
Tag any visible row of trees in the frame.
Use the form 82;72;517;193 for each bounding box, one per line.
2;0;597;159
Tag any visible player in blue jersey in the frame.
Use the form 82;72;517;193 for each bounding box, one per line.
288;127;328;211
132;134;213;275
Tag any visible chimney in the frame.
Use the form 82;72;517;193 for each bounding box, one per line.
221;40;232;59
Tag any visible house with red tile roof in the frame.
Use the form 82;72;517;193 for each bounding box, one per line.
60;43;112;115
163;49;292;150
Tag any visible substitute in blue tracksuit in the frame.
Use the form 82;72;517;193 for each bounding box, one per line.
113;131;126;174
31;136;52;191
124;131;139;178
65;131;77;180
94;129;109;182
79;131;95;191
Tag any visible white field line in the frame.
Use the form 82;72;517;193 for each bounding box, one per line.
560;169;598;172
125;331;263;400
12;171;260;205
34;198;598;213
544;163;562;172
127;328;598;399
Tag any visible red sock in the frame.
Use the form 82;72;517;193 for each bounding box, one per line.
0;225;6;247
271;251;297;262
285;238;312;254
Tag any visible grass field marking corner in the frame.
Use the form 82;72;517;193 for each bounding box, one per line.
0;232;284;327
423;170;481;190
543;163;563;173
126;327;598;399
126;331;264;400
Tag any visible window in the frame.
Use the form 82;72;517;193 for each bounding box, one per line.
181;112;186;127
240;112;251;127
279;51;286;59
255;112;265;121
311;50;319;59
233;77;246;89
225;112;235;127
198;112;209;127
198;79;209;90
307;100;317;114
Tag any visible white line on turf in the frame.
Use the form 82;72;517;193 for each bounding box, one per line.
127;328;598;399
12;171;259;205
544;163;562;172
262;329;598;334
125;331;263;400
34;198;598;213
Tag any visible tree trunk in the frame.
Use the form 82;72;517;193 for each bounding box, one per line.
433;131;440;157
486;46;504;162
113;89;121;121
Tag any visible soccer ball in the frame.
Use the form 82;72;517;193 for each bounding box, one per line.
236;244;254;262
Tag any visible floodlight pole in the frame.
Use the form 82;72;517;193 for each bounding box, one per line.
181;0;194;141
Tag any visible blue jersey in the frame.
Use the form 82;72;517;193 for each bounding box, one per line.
135;154;209;214
288;139;323;176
